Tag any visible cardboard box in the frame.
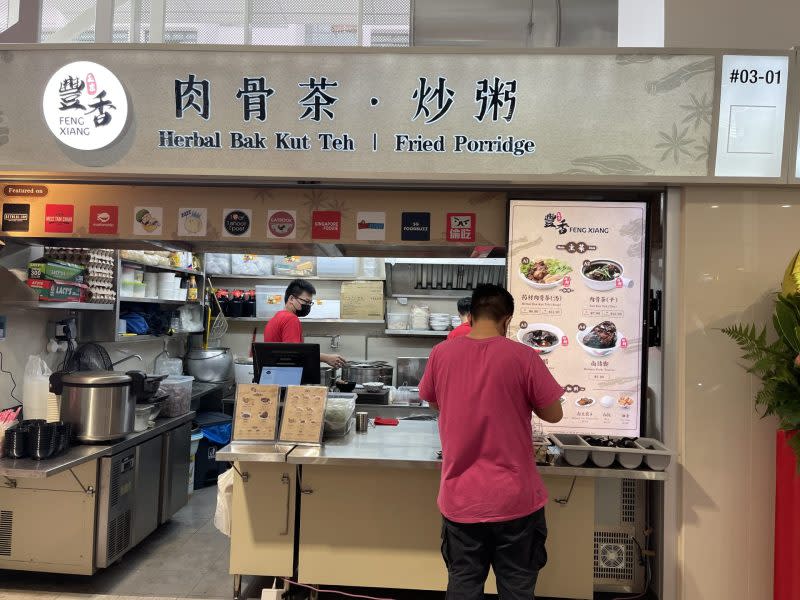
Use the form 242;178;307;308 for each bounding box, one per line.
340;281;384;320
27;258;85;283
27;278;88;302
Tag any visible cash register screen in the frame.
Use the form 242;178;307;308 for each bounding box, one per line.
251;342;321;385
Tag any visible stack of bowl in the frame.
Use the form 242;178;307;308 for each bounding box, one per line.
25;422;57;460
430;313;451;331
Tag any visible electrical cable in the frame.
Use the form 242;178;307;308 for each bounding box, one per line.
0;351;20;405
610;536;651;600
280;578;397;600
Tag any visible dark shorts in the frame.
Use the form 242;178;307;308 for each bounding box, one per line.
441;508;548;600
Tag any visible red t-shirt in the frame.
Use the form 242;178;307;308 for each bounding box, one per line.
447;322;472;340
419;335;563;524
263;310;303;343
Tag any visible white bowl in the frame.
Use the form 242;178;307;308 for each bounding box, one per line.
580;259;633;292
575;328;624;357
517;260;572;290
516;323;565;354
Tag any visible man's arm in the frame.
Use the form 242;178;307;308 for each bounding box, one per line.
534;399;563;423
321;353;346;369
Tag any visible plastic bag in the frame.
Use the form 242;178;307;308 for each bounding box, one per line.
202;422;232;446
214;467;234;537
324;394;356;438
205;253;231;275
23;355;51;421
231;254;273;276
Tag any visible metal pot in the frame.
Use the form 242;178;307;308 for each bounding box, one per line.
320;366;335;387
185;347;234;383
50;371;135;442
341;361;394;386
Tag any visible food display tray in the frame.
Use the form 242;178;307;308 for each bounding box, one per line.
549;434;673;471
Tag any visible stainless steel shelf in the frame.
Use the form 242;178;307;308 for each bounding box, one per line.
34;302;114;311
227;317;385;324
121;259;203;277
115;331;203;342
384;329;449;337
207;274;384;281
119;297;189;305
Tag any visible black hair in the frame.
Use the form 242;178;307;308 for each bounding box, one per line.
457;296;472;316
469;284;514;322
285;279;316;303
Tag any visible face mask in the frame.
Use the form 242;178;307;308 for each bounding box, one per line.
295;300;312;318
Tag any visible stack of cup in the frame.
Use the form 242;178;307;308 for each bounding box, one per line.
144;272;159;298
157;273;181;300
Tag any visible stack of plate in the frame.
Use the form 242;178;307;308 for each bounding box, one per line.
430;313;451;331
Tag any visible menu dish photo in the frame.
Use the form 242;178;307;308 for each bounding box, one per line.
519;257;572;289
581;259;633;291
517;322;565;354
576;321;624;357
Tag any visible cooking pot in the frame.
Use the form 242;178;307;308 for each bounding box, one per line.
341;361;394;386
50;371;135;442
185;347;234;383
320;366;335;387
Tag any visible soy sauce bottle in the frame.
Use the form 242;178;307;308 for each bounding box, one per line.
228;289;244;318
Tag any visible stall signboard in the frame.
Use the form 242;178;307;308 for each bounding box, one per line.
0;48;718;182
507;200;647;437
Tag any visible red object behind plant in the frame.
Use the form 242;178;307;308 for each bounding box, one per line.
774;430;800;600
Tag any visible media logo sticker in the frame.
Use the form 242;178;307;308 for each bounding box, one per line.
44;204;74;233
178;207;208;237
42;61;129;151
133;207;163;236
89;205;118;234
356;211;386;241
223;208;252;238
2;203;30;232
267;210;296;239
311;210;341;240
401;212;430;241
446;213;476;242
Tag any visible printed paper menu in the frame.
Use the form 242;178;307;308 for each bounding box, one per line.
278;385;327;444
507;200;647;436
233;384;280;441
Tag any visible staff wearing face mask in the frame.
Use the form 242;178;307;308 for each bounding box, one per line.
263;278;346;369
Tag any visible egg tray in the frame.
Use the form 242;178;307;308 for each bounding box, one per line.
549;433;672;471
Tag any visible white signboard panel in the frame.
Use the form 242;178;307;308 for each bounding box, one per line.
715;55;789;178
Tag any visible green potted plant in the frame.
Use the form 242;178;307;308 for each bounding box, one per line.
722;292;800;463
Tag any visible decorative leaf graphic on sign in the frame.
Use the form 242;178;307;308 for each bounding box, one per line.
693;136;710;163
656;123;694;164
0;111;8;146
645;57;714;95
680;93;712;130
570;155;655;175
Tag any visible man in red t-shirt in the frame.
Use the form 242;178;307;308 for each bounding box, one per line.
263;279;346;369
447;296;472;340
419;284;563;599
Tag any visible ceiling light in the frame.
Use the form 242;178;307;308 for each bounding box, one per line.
711;205;719;208
782;204;792;208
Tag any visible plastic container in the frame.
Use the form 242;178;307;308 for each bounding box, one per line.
361;257;381;278
231;254;272;276
387;313;409;330
158;375;194;417
205;253;231;275
120;280;135;297
324;393;357;438
134;405;153;432
256;285;287;318
317;257;359;278
131;281;146;298
273;256;316;277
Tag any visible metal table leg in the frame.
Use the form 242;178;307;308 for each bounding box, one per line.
233;574;242;600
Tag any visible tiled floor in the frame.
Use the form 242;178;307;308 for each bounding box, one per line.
0;486;234;600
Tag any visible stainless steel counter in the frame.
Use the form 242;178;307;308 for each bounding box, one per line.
285;421;668;480
0;412;196;479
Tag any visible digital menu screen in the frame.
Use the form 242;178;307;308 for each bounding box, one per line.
507;200;647;436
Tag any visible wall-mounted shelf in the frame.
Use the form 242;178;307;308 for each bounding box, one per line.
36;302;114;311
207;274;384;281
121;258;202;276
227;317;385;324
116;330;203;342
384;329;449;337
119;297;193;306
